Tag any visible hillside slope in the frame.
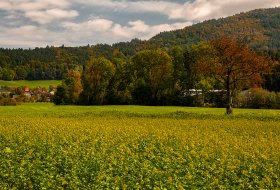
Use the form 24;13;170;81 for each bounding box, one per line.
149;7;280;50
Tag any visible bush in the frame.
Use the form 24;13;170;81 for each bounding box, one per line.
0;97;18;106
237;88;280;109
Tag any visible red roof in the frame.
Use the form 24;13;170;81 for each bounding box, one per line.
24;86;29;92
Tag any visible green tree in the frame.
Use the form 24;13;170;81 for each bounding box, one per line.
53;68;83;105
169;46;185;93
106;50;132;104
0;67;3;79
2;68;15;81
265;62;280;92
15;66;28;80
182;47;199;91
80;56;115;105
131;49;173;105
65;69;83;104
190;42;222;106
53;84;70;105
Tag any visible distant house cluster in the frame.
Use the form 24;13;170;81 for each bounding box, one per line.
0;86;55;102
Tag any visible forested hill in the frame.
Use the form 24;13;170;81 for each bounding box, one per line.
150;7;280;51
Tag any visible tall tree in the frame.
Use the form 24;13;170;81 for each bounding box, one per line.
53;84;70;105
80;56;115;105
65;69;83;103
131;49;173;105
106;49;132;104
264;62;280;92
195;38;275;114
53;68;83;105
169;46;185;92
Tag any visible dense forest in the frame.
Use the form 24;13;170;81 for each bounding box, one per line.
0;7;280;109
151;7;280;50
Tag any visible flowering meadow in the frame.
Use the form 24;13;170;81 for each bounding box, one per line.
0;104;279;189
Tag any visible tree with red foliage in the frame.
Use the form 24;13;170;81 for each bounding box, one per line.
195;38;275;114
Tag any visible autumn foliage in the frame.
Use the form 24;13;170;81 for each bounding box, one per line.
53;38;277;111
192;37;275;113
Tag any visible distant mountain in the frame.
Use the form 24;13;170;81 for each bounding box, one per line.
149;7;280;51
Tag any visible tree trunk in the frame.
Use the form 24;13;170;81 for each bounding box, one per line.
226;74;233;115
226;102;233;115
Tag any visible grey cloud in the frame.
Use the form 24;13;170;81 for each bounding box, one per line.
0;0;76;24
0;0;279;48
72;0;181;16
62;18;192;45
72;0;280;22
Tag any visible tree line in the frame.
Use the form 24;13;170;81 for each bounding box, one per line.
0;40;152;81
53;38;279;113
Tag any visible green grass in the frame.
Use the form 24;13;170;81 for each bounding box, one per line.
0;104;279;189
0;80;62;88
4;103;279;121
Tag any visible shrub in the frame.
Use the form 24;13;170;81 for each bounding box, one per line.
0;97;18;106
237;88;280;109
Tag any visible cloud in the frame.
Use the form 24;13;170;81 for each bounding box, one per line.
73;0;280;22
168;0;280;21
72;0;127;9
0;0;279;48
0;0;76;24
25;9;79;24
0;0;12;10
63;18;114;32
127;20;150;33
62;18;192;45
72;0;180;16
0;0;71;11
0;25;55;47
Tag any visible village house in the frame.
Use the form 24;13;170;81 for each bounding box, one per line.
23;86;31;97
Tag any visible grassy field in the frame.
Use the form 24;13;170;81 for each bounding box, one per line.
0;80;62;88
0;104;279;189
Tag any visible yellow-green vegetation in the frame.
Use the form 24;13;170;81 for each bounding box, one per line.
0;104;279;189
0;80;61;88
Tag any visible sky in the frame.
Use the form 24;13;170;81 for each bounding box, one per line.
0;0;279;48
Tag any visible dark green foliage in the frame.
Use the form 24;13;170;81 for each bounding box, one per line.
131;49;173;105
112;38;157;57
53;69;83;105
0;46;91;80
80;57;115;105
131;80;153;105
105;53;133;105
264;62;280;92
53;85;70;105
1;68;15;81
